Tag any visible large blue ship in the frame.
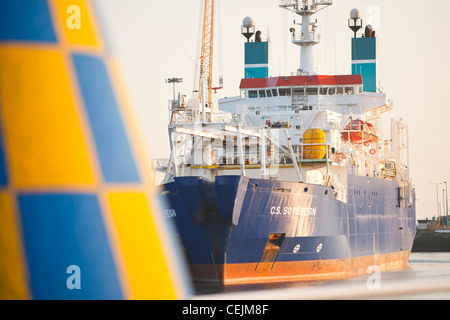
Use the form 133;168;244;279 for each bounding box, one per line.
155;0;416;284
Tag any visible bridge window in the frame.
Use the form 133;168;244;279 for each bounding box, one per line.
271;89;278;97
345;87;354;95
306;87;318;95
293;87;305;96
279;88;291;96
259;90;266;98
249;90;258;98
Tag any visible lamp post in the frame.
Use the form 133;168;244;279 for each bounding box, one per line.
431;182;443;217
443;188;446;219
445;181;449;226
165;78;183;102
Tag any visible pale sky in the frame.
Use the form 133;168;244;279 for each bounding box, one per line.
94;0;450;220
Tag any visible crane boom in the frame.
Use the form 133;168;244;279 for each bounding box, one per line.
198;0;215;111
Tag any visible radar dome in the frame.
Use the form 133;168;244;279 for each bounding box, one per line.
243;17;254;28
350;8;360;20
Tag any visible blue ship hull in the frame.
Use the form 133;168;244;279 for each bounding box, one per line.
161;170;416;284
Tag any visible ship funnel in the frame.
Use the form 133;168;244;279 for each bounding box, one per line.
242;18;272;79
255;30;262;42
365;24;375;38
350;9;378;92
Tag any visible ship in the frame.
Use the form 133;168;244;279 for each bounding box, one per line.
155;0;416;284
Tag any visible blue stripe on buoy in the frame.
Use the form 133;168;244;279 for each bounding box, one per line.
72;53;140;184
18;193;123;300
0;0;57;42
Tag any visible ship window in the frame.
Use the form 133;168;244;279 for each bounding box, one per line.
266;89;272;97
337;87;344;95
306;87;318;96
249;90;258;98
293;87;305;96
345;87;355;95
259;90;266;98
279;88;291;96
271;89;278;96
328;87;336;95
319;87;328;95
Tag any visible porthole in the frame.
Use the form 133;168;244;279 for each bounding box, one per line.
316;243;323;253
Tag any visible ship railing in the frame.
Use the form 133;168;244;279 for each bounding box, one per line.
246;104;317;113
318;100;341;113
279;0;299;10
292;31;320;44
279;0;333;12
213;142;334;164
318;100;363;115
171;117;201;125
190;141;332;165
312;118;339;131
313;0;333;6
152;158;169;172
170;113;242;126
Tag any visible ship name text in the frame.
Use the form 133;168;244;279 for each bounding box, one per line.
270;206;317;216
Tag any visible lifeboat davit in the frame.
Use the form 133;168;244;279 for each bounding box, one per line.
342;119;378;144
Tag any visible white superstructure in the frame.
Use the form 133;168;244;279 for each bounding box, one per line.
154;4;413;207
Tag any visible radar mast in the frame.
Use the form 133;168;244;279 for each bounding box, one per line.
279;0;332;75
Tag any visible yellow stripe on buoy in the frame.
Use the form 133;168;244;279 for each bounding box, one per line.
0;47;95;187
50;0;101;48
0;192;28;300
107;192;179;300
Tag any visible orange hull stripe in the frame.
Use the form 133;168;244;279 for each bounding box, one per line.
190;251;411;284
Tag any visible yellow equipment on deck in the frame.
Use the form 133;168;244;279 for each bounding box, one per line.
302;129;326;160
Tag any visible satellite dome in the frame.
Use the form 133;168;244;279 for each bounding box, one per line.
243;17;254;28
350;8;360;20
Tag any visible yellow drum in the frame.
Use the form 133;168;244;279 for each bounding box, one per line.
303;129;326;160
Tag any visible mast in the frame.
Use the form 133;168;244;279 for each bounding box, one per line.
198;0;215;115
279;0;332;75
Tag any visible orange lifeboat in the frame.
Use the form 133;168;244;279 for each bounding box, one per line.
366;122;378;143
342;119;378;144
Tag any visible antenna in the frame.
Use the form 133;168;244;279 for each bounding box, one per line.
241;17;255;42
279;0;333;75
348;8;362;38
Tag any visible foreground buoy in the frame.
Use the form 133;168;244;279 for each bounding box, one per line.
0;0;191;300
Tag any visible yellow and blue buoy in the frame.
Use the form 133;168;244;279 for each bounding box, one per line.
0;0;191;300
